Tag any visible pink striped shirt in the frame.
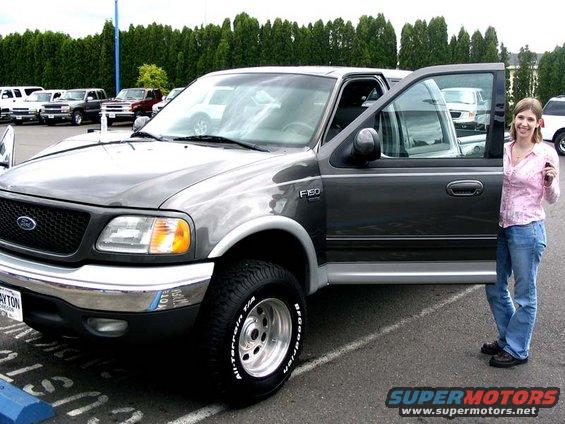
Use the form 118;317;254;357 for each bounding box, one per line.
499;141;560;228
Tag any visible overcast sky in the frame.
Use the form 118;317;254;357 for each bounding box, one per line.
0;0;562;53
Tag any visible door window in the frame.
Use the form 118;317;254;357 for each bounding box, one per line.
376;73;494;159
325;79;384;143
1;90;14;99
87;91;97;100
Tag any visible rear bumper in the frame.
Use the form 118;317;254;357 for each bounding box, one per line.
0;250;214;313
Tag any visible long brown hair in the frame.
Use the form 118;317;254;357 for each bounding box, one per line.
510;97;543;143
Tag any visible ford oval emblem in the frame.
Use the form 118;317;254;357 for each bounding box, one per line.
16;216;37;231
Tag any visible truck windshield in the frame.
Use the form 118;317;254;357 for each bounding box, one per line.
61;90;86;101
26;92;52;102
142;73;335;148
116;89;145;100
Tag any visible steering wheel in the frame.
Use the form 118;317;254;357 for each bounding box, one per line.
282;121;315;135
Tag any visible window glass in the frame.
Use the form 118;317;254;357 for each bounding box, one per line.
87;91;97;99
1;90;14;99
13;89;22;97
376;73;493;159
543;101;565;116
24;88;40;95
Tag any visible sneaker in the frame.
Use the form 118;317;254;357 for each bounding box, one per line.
489;351;528;368
481;341;503;355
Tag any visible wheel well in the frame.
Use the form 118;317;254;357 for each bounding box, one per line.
215;230;309;293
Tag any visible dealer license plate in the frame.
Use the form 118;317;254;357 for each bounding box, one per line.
0;285;23;322
108;113;115;118
48;114;54;119
16;116;22;120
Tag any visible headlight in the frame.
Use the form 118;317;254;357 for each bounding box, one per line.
61;106;70;112
96;216;191;254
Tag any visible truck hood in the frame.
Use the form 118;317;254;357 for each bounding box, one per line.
0;141;276;208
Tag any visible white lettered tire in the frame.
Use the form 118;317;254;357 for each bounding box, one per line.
196;260;305;404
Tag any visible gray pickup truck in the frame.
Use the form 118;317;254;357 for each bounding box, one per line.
42;88;108;125
0;64;505;403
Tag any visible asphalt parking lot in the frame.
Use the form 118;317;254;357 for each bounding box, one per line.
1;122;564;423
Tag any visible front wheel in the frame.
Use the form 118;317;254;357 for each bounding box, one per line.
71;110;84;126
555;133;565;156
196;260;306;404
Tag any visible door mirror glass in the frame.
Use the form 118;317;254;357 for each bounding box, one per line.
352;128;381;162
0;126;15;170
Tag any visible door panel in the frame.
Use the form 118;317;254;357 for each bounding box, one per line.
317;64;505;275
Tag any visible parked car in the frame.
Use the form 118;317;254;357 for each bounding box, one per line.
0;64;504;403
42;88;107;125
151;87;184;116
441;87;490;130
101;88;162;125
541;95;565;156
0;86;43;120
10;90;65;125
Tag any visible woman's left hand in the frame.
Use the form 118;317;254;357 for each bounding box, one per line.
543;164;557;187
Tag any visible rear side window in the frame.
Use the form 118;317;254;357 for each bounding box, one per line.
543;101;565;116
13;89;22;97
98;90;106;99
24;88;41;95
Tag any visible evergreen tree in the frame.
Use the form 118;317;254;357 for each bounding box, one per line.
482;27;499;62
469;30;484;63
98;20;115;96
411;19;429;68
311;19;329;65
232;13;260;68
453;27;470;63
399;23;415;70
448;35;457;63
427;17;449;65
512;45;537;102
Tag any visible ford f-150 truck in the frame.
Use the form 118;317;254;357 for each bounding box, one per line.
0;64;505;403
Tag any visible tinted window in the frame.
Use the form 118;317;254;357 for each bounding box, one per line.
543;101;565;116
13;89;22;97
24;88;41;95
1;90;14;99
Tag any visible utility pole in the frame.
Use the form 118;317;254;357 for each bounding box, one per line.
114;0;120;95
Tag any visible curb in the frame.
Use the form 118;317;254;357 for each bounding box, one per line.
0;381;54;424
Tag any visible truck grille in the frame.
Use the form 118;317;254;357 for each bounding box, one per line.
12;108;30;115
43;104;64;113
103;103;130;112
0;198;90;255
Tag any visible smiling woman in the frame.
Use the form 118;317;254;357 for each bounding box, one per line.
483;97;560;368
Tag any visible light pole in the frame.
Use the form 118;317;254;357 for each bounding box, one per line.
114;0;120;95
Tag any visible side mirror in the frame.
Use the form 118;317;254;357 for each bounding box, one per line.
352;128;381;162
132;116;151;132
0;126;16;170
86;96;94;102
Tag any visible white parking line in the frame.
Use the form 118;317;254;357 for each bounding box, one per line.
168;284;482;424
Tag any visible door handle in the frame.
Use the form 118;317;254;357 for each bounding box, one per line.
446;180;484;197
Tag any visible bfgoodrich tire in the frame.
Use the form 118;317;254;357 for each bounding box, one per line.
196;260;306;404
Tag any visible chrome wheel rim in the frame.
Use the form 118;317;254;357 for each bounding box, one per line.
193;118;208;135
559;137;565;153
238;298;292;378
74;113;82;125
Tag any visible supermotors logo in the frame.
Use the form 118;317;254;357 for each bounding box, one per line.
386;387;559;419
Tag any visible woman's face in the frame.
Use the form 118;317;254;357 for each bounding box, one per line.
514;109;541;141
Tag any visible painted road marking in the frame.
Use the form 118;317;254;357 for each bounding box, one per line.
167;285;482;424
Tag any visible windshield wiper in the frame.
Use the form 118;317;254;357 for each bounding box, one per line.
130;131;163;141
172;135;268;152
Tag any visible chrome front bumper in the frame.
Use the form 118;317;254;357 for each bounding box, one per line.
0;250;214;313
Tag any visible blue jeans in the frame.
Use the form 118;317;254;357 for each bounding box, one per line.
486;221;546;360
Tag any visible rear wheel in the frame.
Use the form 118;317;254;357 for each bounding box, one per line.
196;260;305;404
555;132;565;156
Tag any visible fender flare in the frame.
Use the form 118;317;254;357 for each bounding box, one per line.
208;216;321;294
